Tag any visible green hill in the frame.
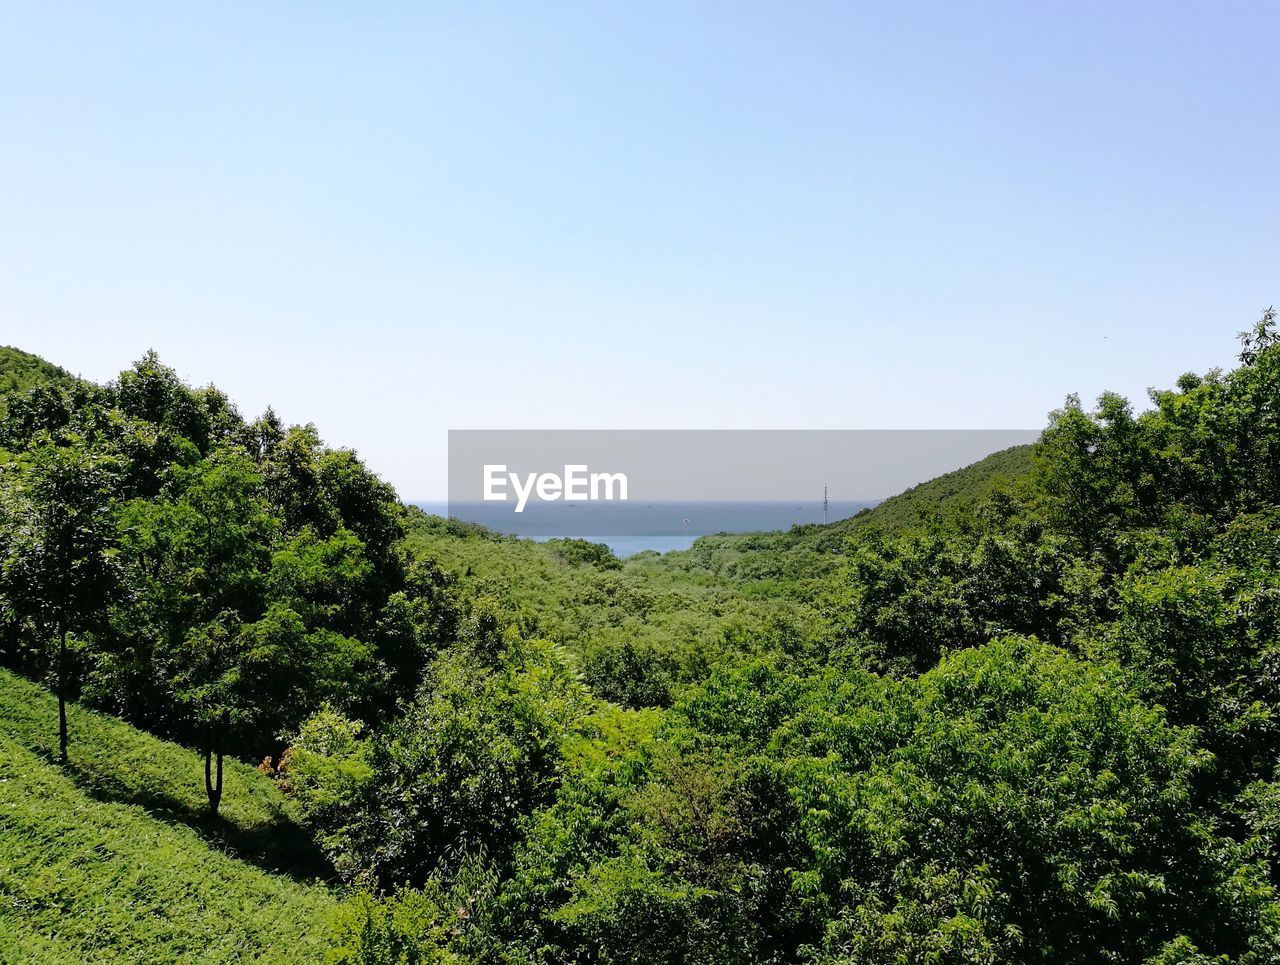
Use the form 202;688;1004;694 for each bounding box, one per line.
834;441;1034;536
0;346;75;416
394;445;1039;704
639;443;1037;591
0;670;337;963
3;329;1278;961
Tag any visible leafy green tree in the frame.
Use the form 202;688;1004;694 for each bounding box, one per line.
175;613;242;812
326;634;588;888
833;518;1064;674
105;448;276;788
1;435;118;761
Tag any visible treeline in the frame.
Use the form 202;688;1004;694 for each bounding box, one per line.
0;352;455;805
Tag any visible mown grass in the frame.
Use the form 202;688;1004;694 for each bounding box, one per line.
0;670;338;963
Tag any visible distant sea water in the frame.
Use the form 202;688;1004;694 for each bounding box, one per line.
412;500;879;557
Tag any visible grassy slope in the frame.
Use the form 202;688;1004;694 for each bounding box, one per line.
0;346;74;416
0;670;337;963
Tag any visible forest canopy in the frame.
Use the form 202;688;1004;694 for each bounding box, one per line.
2;312;1280;963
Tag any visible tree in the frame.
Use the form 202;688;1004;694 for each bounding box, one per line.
178;612;247;814
1;435;118;762
1237;305;1278;367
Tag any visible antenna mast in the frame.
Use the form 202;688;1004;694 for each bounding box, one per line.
823;485;828;525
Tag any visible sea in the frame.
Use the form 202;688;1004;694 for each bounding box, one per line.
412;499;879;557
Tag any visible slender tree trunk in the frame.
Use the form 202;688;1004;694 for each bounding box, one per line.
57;624;68;764
205;708;228;813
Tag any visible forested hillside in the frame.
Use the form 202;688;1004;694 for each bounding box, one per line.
618;443;1036;596
3;312;1280;962
0;346;74;416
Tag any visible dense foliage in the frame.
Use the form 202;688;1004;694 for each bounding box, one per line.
0;345;73;417
0;352;455;795
3;312;1280;962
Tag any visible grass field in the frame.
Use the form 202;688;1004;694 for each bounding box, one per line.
0;670;339;963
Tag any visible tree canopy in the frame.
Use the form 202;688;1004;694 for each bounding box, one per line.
5;317;1280;962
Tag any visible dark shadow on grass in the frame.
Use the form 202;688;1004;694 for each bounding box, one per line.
34;746;336;884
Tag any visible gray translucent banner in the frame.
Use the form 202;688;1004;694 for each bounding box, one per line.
440;430;1038;555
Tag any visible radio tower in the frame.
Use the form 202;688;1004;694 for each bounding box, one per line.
823;486;828;525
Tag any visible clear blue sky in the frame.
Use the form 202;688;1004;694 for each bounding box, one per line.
2;3;1276;498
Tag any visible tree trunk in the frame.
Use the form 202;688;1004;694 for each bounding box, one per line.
57;625;68;764
205;709;228;813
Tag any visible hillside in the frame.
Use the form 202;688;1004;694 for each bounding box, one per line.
4;330;1279;961
397;445;1039;705
630;443;1037;592
401;509;823;708
0;670;337;963
0;346;75;416
833;442;1034;536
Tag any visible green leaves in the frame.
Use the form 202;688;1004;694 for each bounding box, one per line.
319;634;591;889
0;352;429;767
